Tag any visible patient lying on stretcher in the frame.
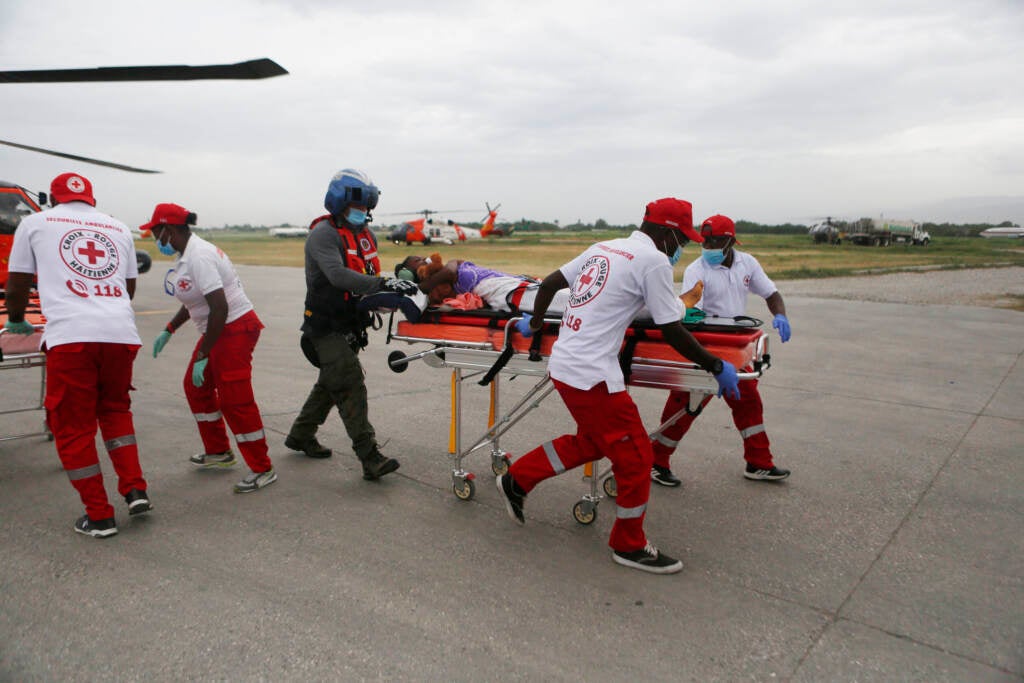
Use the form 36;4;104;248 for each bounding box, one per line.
362;252;706;324
394;254;544;312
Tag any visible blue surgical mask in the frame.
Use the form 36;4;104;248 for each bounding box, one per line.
668;245;683;266
157;233;177;256
702;248;726;266
346;208;367;226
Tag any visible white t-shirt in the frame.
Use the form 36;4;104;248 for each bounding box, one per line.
682;250;777;317
7;202;141;348
165;234;253;333
547;231;683;393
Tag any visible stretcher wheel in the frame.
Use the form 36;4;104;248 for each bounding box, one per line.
573;500;597;525
388;350;409;373
453;477;475;501
490;452;510;476
602;476;617;498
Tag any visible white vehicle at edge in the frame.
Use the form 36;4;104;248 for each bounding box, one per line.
268;226;308;238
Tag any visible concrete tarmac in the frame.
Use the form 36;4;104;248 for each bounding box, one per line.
1;264;1021;681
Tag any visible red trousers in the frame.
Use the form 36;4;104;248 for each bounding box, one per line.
508;379;653;552
184;311;271;473
651;377;773;470
45;342;146;521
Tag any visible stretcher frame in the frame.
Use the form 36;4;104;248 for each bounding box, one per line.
385;309;770;522
0;325;51;442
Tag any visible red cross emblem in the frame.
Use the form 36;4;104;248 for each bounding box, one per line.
569;255;609;308
67;176;86;193
77;240;105;265
60;229;118;280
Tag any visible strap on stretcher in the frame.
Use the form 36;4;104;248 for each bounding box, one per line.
477;323;547;386
476;323;647;387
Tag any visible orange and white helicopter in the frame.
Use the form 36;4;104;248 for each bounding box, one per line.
385;203;511;245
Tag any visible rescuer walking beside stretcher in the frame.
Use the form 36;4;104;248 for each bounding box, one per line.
4;173;152;538
144;203;277;494
495;198;741;574
650;214;792;488
285;169;418;480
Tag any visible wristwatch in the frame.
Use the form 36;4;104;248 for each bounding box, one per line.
710;358;724;375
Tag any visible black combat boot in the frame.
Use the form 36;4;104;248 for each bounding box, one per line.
361;451;400;481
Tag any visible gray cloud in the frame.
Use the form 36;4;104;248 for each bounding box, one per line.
2;0;1022;228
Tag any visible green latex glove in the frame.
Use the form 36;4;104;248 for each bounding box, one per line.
4;319;35;335
153;330;172;358
683;308;706;325
192;357;209;387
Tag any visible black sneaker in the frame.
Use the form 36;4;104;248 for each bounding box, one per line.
651;465;682;488
361;452;400;480
612;542;683;574
743;464;791;481
189;450;236;468
285;435;333;459
124;489;153;516
74;515;118;539
495;473;526;525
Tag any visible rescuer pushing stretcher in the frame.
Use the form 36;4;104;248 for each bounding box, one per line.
495;197;741;574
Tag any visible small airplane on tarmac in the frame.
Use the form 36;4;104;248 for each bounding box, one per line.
386;203;510;245
979;224;1023;238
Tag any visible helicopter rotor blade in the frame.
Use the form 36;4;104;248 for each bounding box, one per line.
377;208;475;217
0;139;161;174
0;58;288;84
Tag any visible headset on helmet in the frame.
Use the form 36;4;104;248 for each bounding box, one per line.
324;169;380;217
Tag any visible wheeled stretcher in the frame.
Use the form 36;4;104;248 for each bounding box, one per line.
0;296;51;442
385;307;770;522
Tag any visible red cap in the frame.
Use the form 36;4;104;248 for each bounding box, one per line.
50;173;95;206
139;203;194;235
700;214;741;244
644;198;702;243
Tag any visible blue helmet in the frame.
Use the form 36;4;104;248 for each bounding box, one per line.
324;169;379;217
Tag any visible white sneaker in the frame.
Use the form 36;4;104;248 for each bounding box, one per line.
234;469;277;493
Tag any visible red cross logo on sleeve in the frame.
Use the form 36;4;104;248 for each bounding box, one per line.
579;266;596;287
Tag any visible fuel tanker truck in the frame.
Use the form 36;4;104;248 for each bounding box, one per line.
848;218;930;246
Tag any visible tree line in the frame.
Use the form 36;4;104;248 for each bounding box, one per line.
205;218;1017;237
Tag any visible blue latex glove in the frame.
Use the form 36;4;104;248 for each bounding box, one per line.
515;313;533;338
153;330;173;358
772;314;791;343
713;360;740;400
192;357;209;387
4;319;35;335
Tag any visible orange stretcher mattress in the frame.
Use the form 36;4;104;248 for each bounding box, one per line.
394;315;765;369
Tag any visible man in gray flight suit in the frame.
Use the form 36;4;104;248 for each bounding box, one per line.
285;169;417;480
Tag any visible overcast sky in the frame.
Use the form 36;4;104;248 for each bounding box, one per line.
3;0;1023;228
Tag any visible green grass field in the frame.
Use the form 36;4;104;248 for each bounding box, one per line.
141;231;1024;281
